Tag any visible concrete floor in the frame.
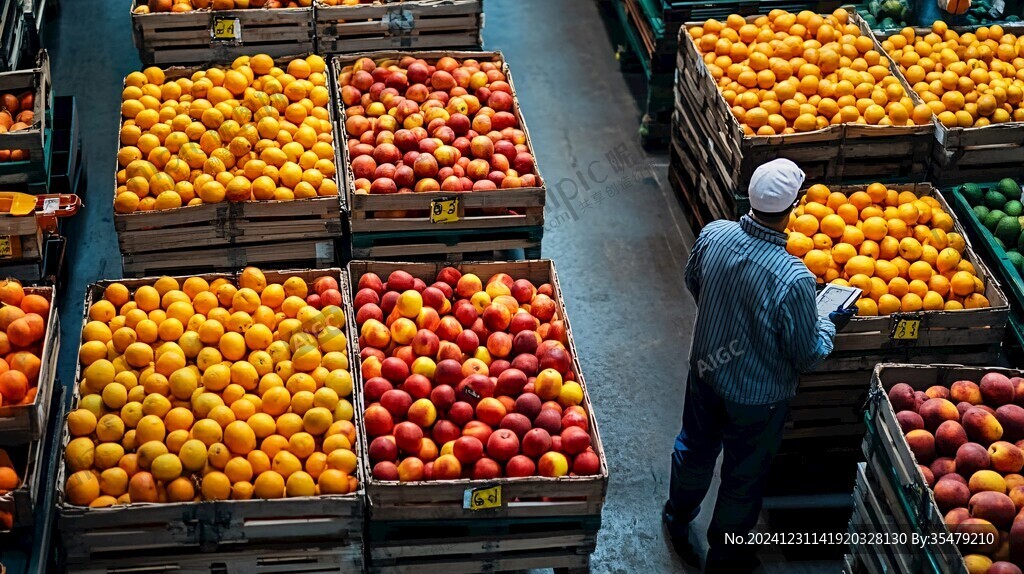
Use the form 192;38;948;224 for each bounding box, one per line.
42;1;839;572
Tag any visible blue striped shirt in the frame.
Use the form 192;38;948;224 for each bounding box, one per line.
685;215;837;405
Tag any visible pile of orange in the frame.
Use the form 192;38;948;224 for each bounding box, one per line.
883;22;1024;128
63;267;359;507
785;183;990;315
0;279;50;408
688;9;932;135
115;54;337;215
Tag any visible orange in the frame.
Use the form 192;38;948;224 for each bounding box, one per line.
877;294;901;315
898;237;923;261
845;255;875;277
901;293;924;312
820;214;846;238
951;271;977;297
862;217;888;241
855;298;878;316
803;250;830;276
908;261;934;281
842;225;865;247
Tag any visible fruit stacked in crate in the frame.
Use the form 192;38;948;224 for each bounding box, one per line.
115;55;342;276
63;268;360;507
887;371;1024;570
356;267;599;481
337;52;545;260
787;182;989;315
0;279;58;531
880;22;1024;183
960;179;1024;270
671;9;933;228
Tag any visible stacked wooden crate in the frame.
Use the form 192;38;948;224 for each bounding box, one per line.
349;260;607;573
315;0;483;54
669;11;932;230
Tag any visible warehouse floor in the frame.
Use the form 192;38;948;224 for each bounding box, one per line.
45;1;836;572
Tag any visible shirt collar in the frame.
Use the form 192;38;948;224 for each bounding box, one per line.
740;214;788;246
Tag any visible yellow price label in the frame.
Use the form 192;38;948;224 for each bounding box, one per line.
464;485;501;510
212;17;241;41
430;196;460;224
892;319;921;341
0;236;12;259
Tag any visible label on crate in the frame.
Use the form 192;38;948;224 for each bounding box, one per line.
212;17;242;42
890;316;921;341
464;485;502;510
430;195;460;224
0;236;11;258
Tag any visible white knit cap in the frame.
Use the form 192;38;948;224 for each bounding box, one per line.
748;159;805;213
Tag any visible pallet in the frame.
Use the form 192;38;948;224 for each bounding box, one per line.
67;543;363;574
129;3;314;67
856;363;1014;573
367;516;596;574
0;285;58;445
333;50;545;237
873;23;1024;186
58;268;365;565
0;50;50;186
121;237;337;278
673;11;933;214
315;0;482;54
350;225;542;261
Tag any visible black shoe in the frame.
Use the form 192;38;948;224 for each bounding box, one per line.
662;502;701;568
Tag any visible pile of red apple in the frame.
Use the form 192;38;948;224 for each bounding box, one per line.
338;55;541;196
890;372;1024;572
354;267;600;483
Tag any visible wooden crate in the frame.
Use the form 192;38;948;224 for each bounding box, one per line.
349;225;542;261
0;285;58;445
871;23;1024;186
333;50;545;238
315;0;483;54
367;516;596;574
0;50;50;186
856;363;1022;573
113;55;343;269
130;3;314;66
673;11;933;213
121;234;338;278
0;420;47;530
848;463;930;574
819;184;1009;353
0;0;26;74
67;543;363;574
57;268;364;565
347;260;606;572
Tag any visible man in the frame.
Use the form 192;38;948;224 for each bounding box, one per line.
663;158;854;573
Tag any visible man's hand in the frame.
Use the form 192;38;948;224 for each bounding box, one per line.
829;305;856;331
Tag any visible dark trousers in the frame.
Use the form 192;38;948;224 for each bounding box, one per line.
664;372;790;573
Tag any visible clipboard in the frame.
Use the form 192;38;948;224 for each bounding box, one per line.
815;284;861;318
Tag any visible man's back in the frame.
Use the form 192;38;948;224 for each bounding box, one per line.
685;216;835;405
